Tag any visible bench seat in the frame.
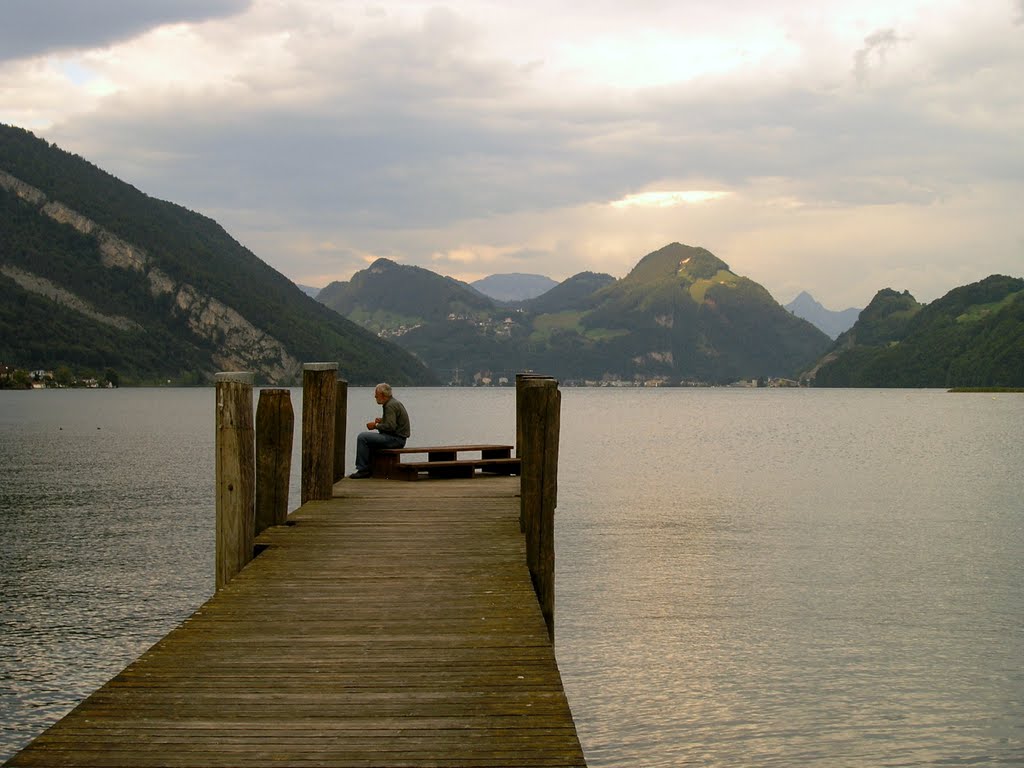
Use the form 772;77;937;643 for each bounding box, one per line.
371;444;519;481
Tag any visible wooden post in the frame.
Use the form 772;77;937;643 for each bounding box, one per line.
301;362;338;504
333;378;348;482
515;373;545;459
255;388;294;536
516;373;550;532
539;383;560;643
519;376;560;642
215;372;255;591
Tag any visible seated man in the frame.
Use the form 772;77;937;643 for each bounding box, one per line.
349;383;411;478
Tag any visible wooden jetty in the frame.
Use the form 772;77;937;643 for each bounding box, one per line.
4;367;584;768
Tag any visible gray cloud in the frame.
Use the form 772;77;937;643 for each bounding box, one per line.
26;1;1024;306
0;0;251;61
853;29;909;87
62;34;1019;239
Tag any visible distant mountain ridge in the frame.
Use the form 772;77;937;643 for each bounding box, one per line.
319;243;831;384
810;276;1024;387
471;273;559;302
785;291;861;339
0;124;435;385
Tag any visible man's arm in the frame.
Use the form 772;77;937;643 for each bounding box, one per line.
376;401;399;434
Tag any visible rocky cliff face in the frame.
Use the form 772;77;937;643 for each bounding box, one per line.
0;264;141;331
0;169;299;382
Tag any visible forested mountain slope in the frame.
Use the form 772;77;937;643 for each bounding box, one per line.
320;243;831;384
811;276;1024;387
0;125;435;385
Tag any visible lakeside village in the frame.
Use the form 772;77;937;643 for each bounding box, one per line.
455;373;802;388
1;362;801;390
0;364;119;389
377;313;806;389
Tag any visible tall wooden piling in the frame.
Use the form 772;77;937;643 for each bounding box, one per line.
516;373;550;533
333;378;348;482
301;362;338;504
515;373;546;462
215;372;255;591
518;375;560;641
255;388;294;536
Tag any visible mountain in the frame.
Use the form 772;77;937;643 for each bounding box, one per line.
785;291;861;339
565;243;831;382
318;258;494;331
810;276;1024;387
523;271;615;314
471;273;559;302
320;242;831;384
0;124;435;386
296;283;321;298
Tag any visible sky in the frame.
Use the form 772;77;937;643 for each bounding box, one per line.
1;0;1022;309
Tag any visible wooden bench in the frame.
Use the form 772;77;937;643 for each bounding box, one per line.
371;444;520;481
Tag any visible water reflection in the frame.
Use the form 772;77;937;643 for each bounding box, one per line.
555;388;1024;767
1;387;1023;766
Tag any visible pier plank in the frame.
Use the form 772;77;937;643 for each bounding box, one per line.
4;476;585;768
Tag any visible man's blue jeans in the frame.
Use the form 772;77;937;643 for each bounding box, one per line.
355;431;407;473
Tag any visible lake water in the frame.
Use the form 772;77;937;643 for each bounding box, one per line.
1;387;1022;766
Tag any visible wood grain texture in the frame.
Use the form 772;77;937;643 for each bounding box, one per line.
5;476;586;767
215;374;255;591
301;363;337;504
255;388;294;536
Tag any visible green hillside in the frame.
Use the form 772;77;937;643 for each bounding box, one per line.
320;242;832;384
812;276;1024;387
0;124;435;386
523;271;615;314
318;258;494;331
569;243;830;382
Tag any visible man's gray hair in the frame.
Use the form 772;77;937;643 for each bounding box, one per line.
375;382;392;397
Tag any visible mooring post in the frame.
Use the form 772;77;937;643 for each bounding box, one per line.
333;378;348;482
215;372;255;591
515;373;547;457
519;375;560;642
255;388;294;536
301;362;338;504
516;373;551;532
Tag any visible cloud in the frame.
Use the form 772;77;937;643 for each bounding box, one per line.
853;28;910;86
2;0;1022;309
610;190;731;208
0;0;251;62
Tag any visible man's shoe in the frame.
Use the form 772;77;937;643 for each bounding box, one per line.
348;470;371;479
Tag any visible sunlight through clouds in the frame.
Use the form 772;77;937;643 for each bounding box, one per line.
1;0;1020;309
610;190;731;208
559;29;799;88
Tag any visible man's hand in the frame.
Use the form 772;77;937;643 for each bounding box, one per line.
366;420;376;430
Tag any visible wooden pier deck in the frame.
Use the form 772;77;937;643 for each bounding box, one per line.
5;476;586;767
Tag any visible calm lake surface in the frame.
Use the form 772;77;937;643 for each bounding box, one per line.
1;387;1022;766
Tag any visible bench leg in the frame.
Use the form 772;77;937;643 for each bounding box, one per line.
371;453;399;479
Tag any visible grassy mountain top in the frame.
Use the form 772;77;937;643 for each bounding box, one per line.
621;242;730;286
